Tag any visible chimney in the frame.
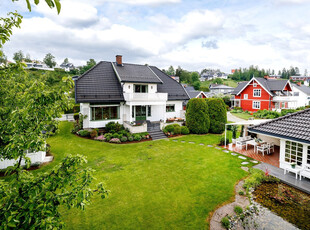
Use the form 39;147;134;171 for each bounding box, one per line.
297;82;302;86
116;55;122;66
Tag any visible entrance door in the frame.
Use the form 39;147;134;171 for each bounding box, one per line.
135;106;146;121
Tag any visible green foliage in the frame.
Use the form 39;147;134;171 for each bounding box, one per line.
16;0;62;14
121;136;128;142
90;129;98;138
231;125;238;139
166;65;175;76
173;125;181;134
220;136;229;145
133;134;142;141
0;11;23;48
238;190;244;195
234;206;243;215
192;81;201;90
212;78;223;84
104;133;112;141
128;135;134;141
165;124;175;133
240;125;244;137
191;72;199;82
221;217;230;229
13;50;24;62
0;154;107;229
78;130;90;137
181;126;190;135
43;53;57;68
24;53;31;62
281;109;298;116
79;59;96;74
105;122;124;133
186;98;210;134
205;98;227;134
253;109;280;119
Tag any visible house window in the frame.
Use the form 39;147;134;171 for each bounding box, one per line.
253;83;257;87
91;106;119;120
285;141;303;166
148;105;151;117
244;94;248;99
166;104;175;112
252;101;260;109
253;89;261;97
134;84;148;93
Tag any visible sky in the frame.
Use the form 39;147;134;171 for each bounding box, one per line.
1;0;310;73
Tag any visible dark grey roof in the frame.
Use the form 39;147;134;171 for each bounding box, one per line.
232;78;289;95
248;109;310;145
231;82;247;95
150;66;190;100
112;62;162;84
182;84;202;98
75;61;124;103
181;84;195;91
293;84;310;95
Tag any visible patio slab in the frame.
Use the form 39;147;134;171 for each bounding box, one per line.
238;156;247;160
254;163;310;195
231;153;237;156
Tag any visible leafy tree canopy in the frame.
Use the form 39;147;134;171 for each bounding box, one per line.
13;50;24;62
43;53;57;68
63;57;69;64
24;53;32;62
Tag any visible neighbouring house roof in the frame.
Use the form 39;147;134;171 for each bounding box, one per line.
231;77;290;96
209;84;234;89
248;108;310;145
149;66;189;100
293;84;310;95
75;61;125;103
112;62;163;84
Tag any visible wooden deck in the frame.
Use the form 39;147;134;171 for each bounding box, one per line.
225;144;280;168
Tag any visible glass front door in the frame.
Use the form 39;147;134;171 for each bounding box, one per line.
135;106;146;121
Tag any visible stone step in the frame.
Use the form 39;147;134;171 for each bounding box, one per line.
148;130;167;140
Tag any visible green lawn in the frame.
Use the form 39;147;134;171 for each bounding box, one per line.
230;112;255;120
200;79;238;89
44;122;249;229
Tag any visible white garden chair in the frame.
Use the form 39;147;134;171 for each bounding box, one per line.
257;144;269;156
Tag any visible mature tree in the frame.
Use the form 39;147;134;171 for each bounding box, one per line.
175;66;183;77
13;50;24;62
43;53;57;68
63;57;69;64
192;81;201;90
185;98;210;134
24;53;32;62
79;58;96;74
0;1;107;229
191;72;199;82
179;70;191;83
0;51;7;64
166;65;175;76
212;78;223;85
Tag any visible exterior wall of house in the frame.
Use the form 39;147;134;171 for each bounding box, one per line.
257;134;280;146
80;103;124;129
289;86;310;108
234;79;272;112
165;101;184;119
123;83;157;93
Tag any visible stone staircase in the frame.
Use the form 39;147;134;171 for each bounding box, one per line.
147;121;167;140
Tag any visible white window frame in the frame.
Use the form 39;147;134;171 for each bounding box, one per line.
253;83;257;87
244;94;248;99
252;101;260;109
253;89;261;97
285;141;303;166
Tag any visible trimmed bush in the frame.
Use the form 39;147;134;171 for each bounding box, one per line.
185;98;210;134
109;138;121;143
112;133;122;139
90;129;98;138
205;98;227;134
78;130;90;137
121;136;128;142
221;217;230;229
105;122;124;133
234;206;243;215
133;134;142;141
104;133;113;141
128;136;134;142
165;124;175;133
220;136;229;145
181;126;190;135
173;125;181;134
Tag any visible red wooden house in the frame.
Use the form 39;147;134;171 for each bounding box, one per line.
231;77;294;112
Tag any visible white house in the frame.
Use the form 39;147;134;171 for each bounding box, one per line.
75;55;189;131
290;83;310;108
248;109;310;179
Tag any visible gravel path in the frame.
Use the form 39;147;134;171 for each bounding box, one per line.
227;112;245;122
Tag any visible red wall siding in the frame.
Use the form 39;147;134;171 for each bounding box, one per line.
236;79;272;112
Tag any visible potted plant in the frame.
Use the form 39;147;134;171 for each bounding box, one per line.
231;125;238;144
291;161;296;169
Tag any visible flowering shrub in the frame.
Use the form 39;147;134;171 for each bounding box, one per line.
94;135;106;142
109;138;121;143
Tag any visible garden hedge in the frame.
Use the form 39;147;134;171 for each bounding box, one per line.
185;98;210;134
205;98;227;134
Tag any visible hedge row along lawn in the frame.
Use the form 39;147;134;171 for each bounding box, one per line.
44;122;248;229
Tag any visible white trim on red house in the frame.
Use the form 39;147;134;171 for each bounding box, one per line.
252;101;261;109
236;77;273;97
253;89;261;97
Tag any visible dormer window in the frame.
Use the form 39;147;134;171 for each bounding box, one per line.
134;84;148;93
253;82;257;87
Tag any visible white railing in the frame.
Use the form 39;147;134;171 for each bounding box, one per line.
0;150;46;170
272;96;297;102
123;93;168;102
